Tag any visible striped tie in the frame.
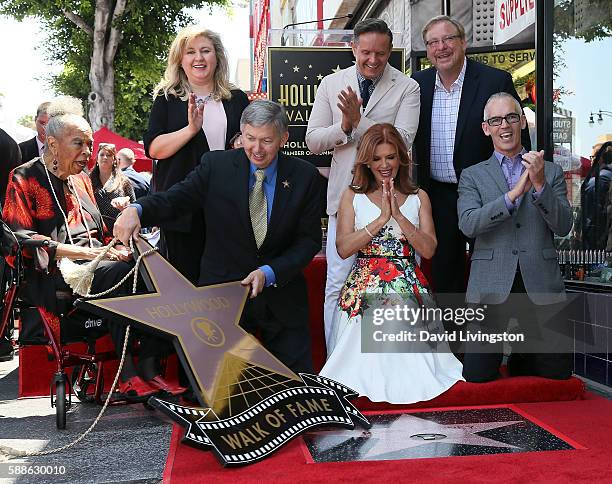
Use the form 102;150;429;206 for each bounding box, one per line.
250;169;267;248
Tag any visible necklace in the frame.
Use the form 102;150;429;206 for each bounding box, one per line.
195;92;213;106
40;158;94;248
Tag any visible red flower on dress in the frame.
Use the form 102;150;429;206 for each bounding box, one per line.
368;258;382;271
378;261;401;282
401;240;412;257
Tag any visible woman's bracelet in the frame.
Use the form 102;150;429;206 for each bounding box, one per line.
364;225;374;238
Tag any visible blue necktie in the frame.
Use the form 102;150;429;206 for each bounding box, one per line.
361;78;373;108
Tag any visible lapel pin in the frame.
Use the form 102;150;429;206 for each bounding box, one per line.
282;180;290;189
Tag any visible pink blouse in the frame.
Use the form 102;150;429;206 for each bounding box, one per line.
201;98;227;151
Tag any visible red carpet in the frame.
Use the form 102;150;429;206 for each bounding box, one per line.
353;373;585;411
163;393;612;483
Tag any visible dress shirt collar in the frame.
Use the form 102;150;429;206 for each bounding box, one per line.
434;57;467;93
356;68;383;90
494;148;527;165
249;156;278;185
36;137;45;156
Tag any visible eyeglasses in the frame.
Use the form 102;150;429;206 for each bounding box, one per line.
485;113;522;126
425;34;462;49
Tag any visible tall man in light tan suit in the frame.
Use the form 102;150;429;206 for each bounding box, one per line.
306;19;420;351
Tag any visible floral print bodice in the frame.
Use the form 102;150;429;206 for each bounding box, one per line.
338;193;431;319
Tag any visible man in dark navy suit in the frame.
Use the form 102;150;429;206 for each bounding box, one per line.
412;16;530;294
114;100;322;373
18;102;49;162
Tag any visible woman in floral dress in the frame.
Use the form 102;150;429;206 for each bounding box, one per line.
320;123;463;404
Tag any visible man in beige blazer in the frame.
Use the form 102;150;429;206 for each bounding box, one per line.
306;18;420;351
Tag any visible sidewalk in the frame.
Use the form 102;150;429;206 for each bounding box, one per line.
0;349;172;483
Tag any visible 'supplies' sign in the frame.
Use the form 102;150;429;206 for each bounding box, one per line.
494;0;536;45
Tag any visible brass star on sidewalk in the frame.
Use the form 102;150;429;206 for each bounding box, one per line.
81;238;300;412
310;414;522;459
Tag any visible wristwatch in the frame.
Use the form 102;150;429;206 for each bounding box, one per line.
343;127;354;143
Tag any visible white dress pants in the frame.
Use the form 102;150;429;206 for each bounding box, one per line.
324;214;355;354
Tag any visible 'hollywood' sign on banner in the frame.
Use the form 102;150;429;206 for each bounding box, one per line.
494;0;536;45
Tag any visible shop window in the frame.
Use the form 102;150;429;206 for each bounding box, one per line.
553;0;612;283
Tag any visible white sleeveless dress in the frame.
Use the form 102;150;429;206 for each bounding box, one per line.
320;193;464;404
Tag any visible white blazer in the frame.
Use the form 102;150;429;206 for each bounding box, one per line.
306;63;420;215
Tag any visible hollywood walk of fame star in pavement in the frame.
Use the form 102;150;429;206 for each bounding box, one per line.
303;407;577;463
80;238;302;418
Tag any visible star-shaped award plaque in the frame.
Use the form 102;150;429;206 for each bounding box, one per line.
310;414;522;458
79;238;301;416
305;407;577;463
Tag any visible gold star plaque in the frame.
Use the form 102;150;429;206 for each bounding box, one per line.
80;238;300;416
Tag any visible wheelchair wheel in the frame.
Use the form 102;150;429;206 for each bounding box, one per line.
55;377;67;430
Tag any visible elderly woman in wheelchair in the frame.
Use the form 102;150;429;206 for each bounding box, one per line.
2;96;185;401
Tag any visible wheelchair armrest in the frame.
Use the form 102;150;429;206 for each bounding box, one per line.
20;239;50;249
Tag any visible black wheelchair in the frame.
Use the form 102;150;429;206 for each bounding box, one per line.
0;221;119;429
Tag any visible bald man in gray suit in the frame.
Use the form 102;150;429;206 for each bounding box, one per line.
458;93;572;382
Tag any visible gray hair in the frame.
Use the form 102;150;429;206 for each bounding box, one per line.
45;96;90;147
422;15;466;42
240;100;288;133
483;92;522;121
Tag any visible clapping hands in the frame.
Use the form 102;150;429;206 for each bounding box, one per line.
187;93;205;133
379;178;403;224
521;150;545;191
337;86;362;134
508;169;532;203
